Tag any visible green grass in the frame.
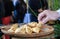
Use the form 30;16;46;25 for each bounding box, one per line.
53;21;60;37
48;0;60;10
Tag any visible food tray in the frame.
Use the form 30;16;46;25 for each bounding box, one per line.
1;24;54;38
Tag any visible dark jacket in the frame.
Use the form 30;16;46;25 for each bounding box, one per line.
12;0;26;22
15;1;26;20
3;0;14;17
2;0;26;23
29;0;48;16
0;1;4;24
0;0;5;18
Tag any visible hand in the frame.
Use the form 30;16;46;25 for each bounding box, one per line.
38;8;43;12
38;10;60;24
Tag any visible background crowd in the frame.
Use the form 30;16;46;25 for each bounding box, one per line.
0;0;48;25
0;0;48;39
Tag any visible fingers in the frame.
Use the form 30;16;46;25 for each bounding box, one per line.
41;17;49;24
38;10;50;24
38;13;45;22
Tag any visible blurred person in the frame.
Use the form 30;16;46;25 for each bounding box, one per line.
12;0;26;23
1;0;14;39
3;0;14;17
28;0;48;22
2;0;14;25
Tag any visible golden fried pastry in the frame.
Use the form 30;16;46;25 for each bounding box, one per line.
8;22;43;34
32;27;40;33
26;26;32;34
15;25;28;34
28;22;37;28
36;23;43;28
20;24;27;29
15;24;33;34
15;28;20;33
39;22;43;24
8;24;18;33
10;24;18;31
8;29;15;33
15;28;26;34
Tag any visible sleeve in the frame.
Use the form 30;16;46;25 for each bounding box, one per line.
57;9;60;20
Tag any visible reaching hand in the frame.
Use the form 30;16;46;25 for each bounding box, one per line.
38;10;60;24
